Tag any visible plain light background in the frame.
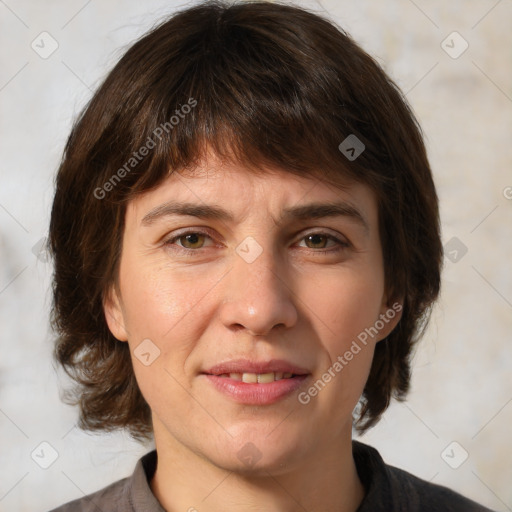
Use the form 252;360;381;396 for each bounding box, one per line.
0;0;511;511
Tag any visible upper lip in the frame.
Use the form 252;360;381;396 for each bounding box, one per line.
203;358;310;376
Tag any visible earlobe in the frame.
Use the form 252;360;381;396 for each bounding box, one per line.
103;285;129;342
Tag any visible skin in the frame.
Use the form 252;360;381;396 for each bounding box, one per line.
104;154;402;512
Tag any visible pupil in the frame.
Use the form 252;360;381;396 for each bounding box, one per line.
309;234;324;247
185;233;201;247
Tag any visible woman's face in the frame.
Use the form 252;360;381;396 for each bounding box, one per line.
105;155;401;473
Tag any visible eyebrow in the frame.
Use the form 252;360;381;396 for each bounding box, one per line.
141;200;370;234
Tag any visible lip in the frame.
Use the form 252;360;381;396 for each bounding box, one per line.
203;358;310;376
202;374;310;405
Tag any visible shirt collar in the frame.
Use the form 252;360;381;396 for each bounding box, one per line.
353;440;395;512
128;450;166;511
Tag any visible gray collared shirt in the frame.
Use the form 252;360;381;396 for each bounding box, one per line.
48;441;495;511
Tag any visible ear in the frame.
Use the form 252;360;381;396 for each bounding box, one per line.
103;284;129;342
375;294;404;342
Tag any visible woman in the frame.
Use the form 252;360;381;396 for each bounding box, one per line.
47;1;493;510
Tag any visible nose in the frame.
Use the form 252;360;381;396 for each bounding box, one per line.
218;245;298;337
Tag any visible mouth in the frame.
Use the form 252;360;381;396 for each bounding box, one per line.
201;359;311;405
203;358;310;378
212;371;303;383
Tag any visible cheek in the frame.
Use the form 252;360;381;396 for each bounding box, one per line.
302;266;385;344
299;268;384;402
120;263;210;407
119;256;208;340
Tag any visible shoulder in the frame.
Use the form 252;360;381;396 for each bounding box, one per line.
47;450;161;512
352;441;496;512
47;476;129;512
386;464;495;511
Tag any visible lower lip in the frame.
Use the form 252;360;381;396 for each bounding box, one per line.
203;374;309;405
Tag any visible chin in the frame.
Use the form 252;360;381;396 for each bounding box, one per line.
206;428;306;476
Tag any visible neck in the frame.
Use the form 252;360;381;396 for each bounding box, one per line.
150;420;365;512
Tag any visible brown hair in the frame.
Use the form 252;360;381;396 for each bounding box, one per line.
49;0;442;441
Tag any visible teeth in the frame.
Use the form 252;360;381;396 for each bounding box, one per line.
242;372;258;383
218;372;295;382
256;372;274;384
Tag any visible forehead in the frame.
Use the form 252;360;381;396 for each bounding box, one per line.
126;157;378;229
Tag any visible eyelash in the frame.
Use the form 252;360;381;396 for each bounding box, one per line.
163;229;350;256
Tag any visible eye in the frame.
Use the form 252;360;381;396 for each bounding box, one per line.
163;230;214;251
296;232;350;253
